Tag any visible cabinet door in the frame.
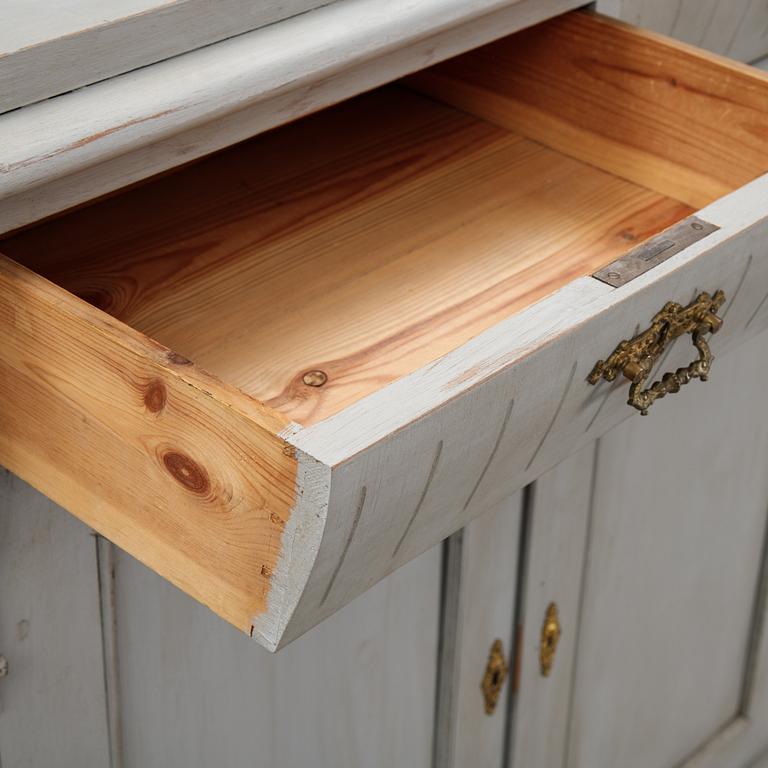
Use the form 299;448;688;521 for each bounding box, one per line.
434;492;524;768
0;472;112;768
507;445;595;768
0;469;439;768
113;540;441;768
517;329;768;768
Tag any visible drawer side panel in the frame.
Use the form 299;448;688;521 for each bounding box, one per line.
0;257;298;638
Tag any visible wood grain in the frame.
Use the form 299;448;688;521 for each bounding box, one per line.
2;87;692;425
409;11;768;209
0;256;296;634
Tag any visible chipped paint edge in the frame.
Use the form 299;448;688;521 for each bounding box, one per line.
250;432;331;651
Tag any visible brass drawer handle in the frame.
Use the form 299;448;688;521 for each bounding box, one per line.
587;290;726;415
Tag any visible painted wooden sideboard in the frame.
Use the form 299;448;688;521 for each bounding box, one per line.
2;1;768;766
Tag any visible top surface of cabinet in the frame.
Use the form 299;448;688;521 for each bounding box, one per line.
0;0;334;113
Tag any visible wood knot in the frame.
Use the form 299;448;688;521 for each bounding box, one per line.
162;450;209;494
166;351;192;366
144;379;167;413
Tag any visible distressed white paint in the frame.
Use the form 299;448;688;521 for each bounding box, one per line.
507;444;595;768
0;472;111;767
563;330;768;768
0;0;330;113
435;493;523;768
114;540;441;768
267;175;768;649
0;0;584;233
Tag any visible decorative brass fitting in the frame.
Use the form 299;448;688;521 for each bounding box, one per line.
588;290;726;414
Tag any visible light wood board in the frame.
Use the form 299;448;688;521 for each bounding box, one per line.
409;11;768;209
1;87;692;425
0;257;296;636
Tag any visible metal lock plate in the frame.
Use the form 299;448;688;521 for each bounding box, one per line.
593;216;719;288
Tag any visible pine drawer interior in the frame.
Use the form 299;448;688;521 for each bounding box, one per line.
4;11;768;428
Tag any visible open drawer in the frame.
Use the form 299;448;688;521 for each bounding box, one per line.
2;11;768;650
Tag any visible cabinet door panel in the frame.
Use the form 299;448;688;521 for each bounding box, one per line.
507;444;595;768
0;472;111;768
434;493;523;768
566;330;768;768
114;541;440;768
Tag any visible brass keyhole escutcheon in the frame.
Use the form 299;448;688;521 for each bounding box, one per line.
481;639;509;715
539;602;561;677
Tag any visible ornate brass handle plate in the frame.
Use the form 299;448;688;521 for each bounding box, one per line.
587;290;726;415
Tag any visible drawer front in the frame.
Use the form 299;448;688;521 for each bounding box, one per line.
285;179;768;645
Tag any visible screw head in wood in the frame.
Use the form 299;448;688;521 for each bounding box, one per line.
302;370;328;387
